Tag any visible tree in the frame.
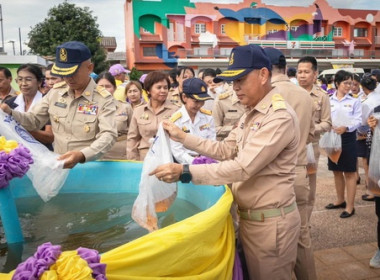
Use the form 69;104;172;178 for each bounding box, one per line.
27;1;108;74
129;67;143;81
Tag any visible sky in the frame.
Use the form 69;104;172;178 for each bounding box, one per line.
1;0;380;55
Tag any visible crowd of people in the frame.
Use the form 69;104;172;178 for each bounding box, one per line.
1;40;380;279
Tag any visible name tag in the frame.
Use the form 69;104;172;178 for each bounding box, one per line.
77;103;98;115
228;110;237;112
54;102;67;108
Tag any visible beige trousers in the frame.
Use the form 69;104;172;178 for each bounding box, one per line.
239;206;300;280
294;165;317;280
307;141;321;220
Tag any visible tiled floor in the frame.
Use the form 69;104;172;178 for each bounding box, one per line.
312;154;379;279
314;243;380;280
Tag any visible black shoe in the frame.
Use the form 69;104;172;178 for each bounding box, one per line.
362;194;375;201
325;201;347;209
340;208;355;218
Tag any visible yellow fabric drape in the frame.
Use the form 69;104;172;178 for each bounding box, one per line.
0;186;234;280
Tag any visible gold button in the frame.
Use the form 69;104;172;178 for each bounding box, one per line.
59;97;66;103
54;116;59;123
85;91;91;96
84;125;90;132
261;104;267;109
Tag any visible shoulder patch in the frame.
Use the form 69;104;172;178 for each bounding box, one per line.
170;111;182;122
52;81;67;89
200;108;212;115
218;92;230;100
96;85;112;98
271;94;287;111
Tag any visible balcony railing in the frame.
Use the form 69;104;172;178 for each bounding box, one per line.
175;47;380;59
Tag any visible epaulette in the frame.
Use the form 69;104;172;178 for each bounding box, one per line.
316;86;327;94
170;111;182;122
96;85;111;98
15;91;21;95
52;81;67;89
200;108;212;115
218;92;230;100
271;94;287;111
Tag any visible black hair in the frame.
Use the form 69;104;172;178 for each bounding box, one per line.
202;68;217;80
17;64;43;83
177;66;195;78
287;67;297;77
297;56;318;72
360;73;377;91
46;64;54;71
168;67;178;88
319;77;328;85
95;71;117;89
371;69;380;83
334;70;353;87
0;66;12;78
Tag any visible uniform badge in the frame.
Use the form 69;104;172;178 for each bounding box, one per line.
54;102;67;108
140;113;149;120
199;124;210;131
77;103;98;115
60;48;67;62
250;122;260;131
229;52;234;65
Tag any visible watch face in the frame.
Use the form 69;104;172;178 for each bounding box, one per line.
180;172;192;183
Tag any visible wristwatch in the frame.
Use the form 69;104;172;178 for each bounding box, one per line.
179;164;192;183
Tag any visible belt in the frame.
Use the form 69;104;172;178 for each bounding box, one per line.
238;201;297;222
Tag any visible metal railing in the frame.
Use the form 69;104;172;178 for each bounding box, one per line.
175;47;380;59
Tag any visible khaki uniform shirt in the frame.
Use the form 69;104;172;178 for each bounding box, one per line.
212;85;245;140
271;74;315;166
183;89;300;210
309;85;332;142
0;87;18;103
11;79;117;161
127;100;178;161
167;87;182;107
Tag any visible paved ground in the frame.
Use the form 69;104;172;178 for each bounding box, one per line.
312;153;379;279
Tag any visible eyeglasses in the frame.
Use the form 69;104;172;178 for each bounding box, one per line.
15;77;36;83
342;81;353;86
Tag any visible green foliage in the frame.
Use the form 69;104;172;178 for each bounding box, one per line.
27;1;108;73
129;67;143;81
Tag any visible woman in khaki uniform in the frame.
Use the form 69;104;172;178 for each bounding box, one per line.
125;81;146;109
127;71;178;161
96;72;133;160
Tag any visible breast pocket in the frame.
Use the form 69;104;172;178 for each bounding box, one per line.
136;118;153;138
72;114;98;140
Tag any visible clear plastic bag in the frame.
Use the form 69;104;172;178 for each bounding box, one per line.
132;123;177;231
368;113;380;195
0;110;68;201
306;143;317;174
319;131;342;164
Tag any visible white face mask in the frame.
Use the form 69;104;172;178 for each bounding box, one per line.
214;84;224;95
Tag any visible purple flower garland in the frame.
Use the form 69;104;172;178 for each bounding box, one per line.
12;242;62;280
0;144;33;189
12;243;107;280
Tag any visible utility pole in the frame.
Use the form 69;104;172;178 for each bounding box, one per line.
19;27;22;55
0;4;4;52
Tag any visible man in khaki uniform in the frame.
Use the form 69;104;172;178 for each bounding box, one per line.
0;67;18;103
0;41;117;168
297;56;332;219
150;45;301;280
212;83;245;140
264;47;317;280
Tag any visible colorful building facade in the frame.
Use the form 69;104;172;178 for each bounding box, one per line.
124;0;380;71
